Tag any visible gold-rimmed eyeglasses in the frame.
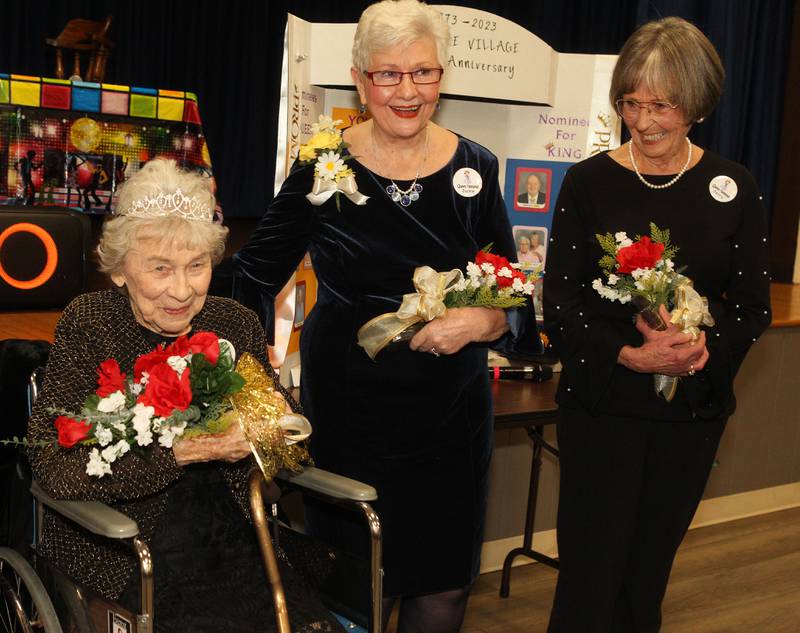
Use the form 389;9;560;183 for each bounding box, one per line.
615;99;679;119
364;68;444;87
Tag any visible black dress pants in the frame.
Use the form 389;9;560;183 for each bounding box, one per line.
547;408;726;633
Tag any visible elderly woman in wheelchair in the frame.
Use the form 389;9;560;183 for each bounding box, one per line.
18;159;351;633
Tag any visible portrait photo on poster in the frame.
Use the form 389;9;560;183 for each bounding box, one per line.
293;280;306;330
513;225;548;267
513;225;547;321
514;168;551;212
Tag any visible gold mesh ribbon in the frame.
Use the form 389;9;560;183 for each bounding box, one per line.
356;266;463;360
306;175;369;206
670;282;715;339
229;353;308;480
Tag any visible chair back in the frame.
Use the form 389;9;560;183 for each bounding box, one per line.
46;16;114;81
0;340;49;554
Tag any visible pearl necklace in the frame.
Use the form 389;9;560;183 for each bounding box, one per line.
371;125;429;207
628;137;692;190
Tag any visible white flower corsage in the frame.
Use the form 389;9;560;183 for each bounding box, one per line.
300;115;369;210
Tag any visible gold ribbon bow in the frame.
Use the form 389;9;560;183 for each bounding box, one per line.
306;175;369;207
230;352;308;479
357;266;464;360
650;282;715;402
670;282;715;339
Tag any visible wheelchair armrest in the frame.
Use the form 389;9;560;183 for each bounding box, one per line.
276;466;377;502
30;480;139;539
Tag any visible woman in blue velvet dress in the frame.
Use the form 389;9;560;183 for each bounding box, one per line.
234;2;525;631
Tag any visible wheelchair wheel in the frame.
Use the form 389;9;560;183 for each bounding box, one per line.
0;548;62;633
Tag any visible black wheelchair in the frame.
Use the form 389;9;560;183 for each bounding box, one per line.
0;350;383;633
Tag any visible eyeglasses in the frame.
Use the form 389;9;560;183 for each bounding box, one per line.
615;99;679;119
364;68;444;87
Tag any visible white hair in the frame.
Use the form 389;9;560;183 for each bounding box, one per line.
352;0;450;71
97;159;227;275
115;158;216;220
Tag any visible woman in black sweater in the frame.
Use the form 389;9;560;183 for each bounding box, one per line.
544;17;771;633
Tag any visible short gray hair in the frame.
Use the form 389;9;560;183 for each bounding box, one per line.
97;159;227;275
610;17;725;124
352;0;449;72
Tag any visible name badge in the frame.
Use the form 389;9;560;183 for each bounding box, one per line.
453;168;482;198
709;175;738;202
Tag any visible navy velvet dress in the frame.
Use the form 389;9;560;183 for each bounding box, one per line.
234;136;517;595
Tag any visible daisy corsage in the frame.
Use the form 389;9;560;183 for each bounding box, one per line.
300;115;368;210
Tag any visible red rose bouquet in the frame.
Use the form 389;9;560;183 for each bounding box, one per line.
592;223;714;400
7;333;311;479
46;332;245;477
592;223;682;314
357;246;538;359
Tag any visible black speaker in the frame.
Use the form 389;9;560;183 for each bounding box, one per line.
0;207;90;309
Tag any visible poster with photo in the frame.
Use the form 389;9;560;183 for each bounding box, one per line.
503;159;570;240
513;225;547;321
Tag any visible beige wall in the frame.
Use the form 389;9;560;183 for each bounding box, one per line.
484;325;800;542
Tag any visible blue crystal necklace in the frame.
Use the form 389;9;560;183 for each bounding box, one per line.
371;124;429;207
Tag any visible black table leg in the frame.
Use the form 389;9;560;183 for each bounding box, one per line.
499;424;559;598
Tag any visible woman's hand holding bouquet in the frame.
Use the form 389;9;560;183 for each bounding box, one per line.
357;247;538;359
593;224;714;401
172;418;253;465
619;304;709;376
409;306;510;356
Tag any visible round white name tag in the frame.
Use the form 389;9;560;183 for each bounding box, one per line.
709;175;738;202
453;167;482;198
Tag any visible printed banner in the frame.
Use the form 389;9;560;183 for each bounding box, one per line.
0;74;211;214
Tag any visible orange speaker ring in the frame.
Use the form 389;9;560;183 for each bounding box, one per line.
0;223;59;290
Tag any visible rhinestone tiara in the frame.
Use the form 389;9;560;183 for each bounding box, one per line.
116;188;213;222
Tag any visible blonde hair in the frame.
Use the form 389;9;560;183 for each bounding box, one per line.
97;159;227;275
352;0;449;71
610;17;725;123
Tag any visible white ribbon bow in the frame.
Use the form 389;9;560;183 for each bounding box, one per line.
670;283;715;339
306;175;369;206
